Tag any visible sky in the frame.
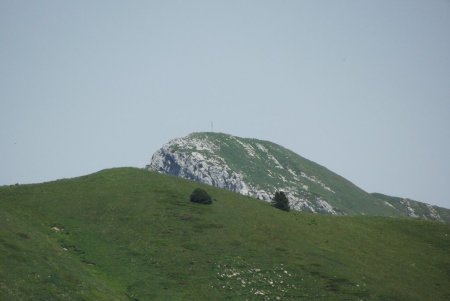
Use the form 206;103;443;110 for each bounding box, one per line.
1;0;450;208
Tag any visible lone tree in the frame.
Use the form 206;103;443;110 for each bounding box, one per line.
272;191;290;211
190;188;212;205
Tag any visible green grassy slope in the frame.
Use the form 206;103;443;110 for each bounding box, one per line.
187;132;400;216
1;168;449;300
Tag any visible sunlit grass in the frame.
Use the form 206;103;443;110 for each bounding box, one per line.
0;168;449;300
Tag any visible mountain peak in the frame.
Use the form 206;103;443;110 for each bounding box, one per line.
147;132;355;215
147;133;449;221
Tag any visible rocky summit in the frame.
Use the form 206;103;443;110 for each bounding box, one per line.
148;132;450;221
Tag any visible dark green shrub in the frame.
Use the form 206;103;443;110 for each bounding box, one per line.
272;191;290;211
190;188;212;205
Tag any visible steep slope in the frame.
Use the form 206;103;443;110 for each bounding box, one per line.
372;193;450;223
148;132;449;221
1;168;449;300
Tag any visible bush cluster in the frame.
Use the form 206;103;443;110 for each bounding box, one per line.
272;191;290;211
190;188;212;204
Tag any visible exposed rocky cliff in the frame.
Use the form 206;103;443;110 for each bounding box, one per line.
149;136;251;196
147;132;449;221
147;133;341;214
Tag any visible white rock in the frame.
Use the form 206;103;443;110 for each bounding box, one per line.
147;134;339;215
400;199;418;218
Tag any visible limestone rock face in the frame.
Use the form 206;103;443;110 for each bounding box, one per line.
147;133;339;215
147;132;448;221
148;137;250;195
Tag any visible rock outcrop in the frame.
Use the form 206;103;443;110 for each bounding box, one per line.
147;132;448;221
148;136;250;195
147;133;343;215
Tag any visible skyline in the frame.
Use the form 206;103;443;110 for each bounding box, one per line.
1;1;450;208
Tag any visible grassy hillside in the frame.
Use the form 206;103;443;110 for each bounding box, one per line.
150;132;432;218
1;168;449;300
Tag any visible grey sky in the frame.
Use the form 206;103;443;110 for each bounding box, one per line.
1;1;449;208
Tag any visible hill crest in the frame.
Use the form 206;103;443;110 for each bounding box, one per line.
2;167;449;299
148;132;449;222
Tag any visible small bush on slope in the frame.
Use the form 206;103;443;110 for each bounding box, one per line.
272;191;290;211
190;188;212;204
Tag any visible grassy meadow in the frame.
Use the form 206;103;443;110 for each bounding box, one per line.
0;168;449;300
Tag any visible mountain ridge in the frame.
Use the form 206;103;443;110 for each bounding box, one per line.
148;132;449;222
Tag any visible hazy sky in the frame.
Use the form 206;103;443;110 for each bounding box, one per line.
1;1;450;208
